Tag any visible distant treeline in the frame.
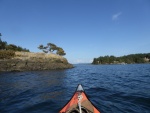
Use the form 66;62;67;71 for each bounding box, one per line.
92;53;150;64
0;38;29;52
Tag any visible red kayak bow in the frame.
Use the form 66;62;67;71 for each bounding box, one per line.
59;84;100;113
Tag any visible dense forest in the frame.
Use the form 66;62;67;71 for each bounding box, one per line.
92;53;150;64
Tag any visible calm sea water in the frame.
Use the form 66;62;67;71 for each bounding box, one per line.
0;64;150;113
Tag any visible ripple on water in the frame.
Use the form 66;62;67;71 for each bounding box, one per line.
0;64;150;113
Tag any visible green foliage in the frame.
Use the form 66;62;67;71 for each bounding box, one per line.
56;47;66;56
0;36;30;52
92;53;150;64
38;43;66;56
0;50;15;59
38;44;44;50
47;43;58;52
0;39;7;50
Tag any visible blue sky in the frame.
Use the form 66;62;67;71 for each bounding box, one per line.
0;0;150;64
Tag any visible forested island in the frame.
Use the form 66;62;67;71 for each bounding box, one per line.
0;34;73;72
92;53;150;64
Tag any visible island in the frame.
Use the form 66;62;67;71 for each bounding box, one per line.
92;53;150;65
0;36;73;72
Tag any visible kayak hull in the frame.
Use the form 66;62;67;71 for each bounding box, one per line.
59;85;100;113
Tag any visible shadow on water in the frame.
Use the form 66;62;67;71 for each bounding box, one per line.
0;64;150;113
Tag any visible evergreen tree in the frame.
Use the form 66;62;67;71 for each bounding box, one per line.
0;33;29;52
38;43;66;56
92;53;150;64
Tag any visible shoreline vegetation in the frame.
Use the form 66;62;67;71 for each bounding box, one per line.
0;36;73;72
92;53;150;65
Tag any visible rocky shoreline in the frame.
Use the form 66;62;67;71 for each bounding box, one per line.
0;52;73;72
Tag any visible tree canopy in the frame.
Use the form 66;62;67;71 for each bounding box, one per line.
0;34;30;52
92;53;150;64
38;43;66;56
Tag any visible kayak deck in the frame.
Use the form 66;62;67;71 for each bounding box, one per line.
59;84;100;113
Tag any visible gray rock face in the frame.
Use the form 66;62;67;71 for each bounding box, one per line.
0;59;73;72
0;52;73;72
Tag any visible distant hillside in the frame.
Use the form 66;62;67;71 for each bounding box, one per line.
92;53;150;64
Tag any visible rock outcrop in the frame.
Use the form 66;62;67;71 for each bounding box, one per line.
0;52;73;72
